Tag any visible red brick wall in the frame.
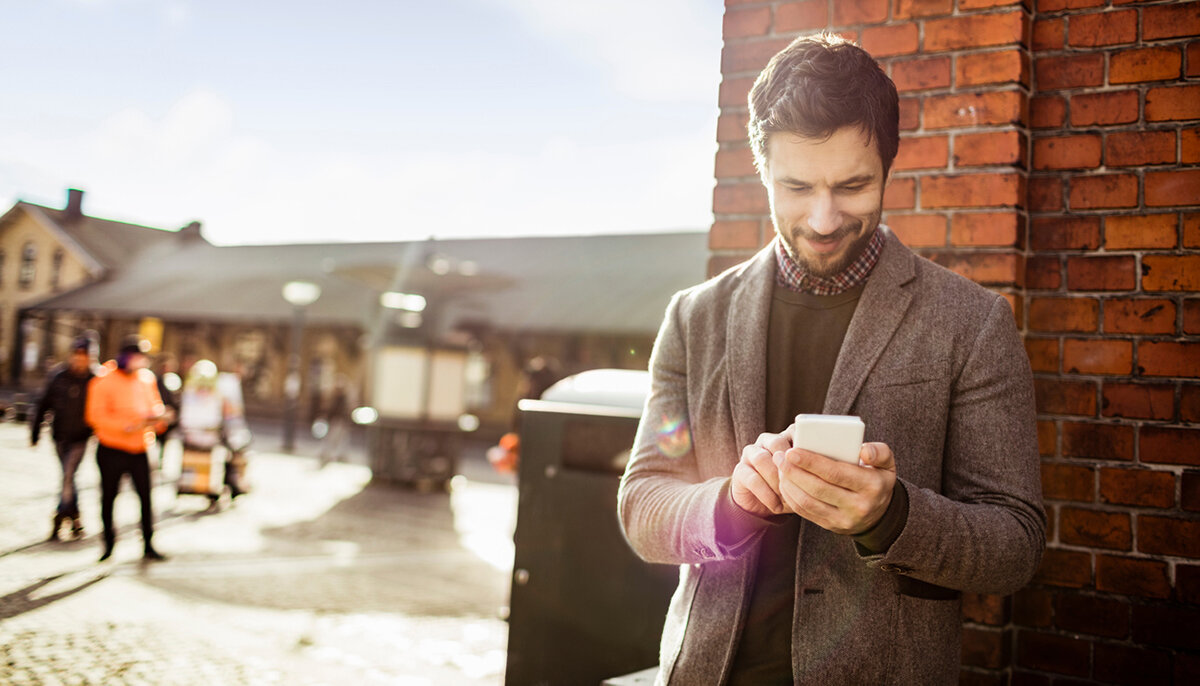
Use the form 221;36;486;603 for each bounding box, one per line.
712;1;1200;682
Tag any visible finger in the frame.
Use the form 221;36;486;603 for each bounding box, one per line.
859;442;896;471
755;431;792;454
733;461;785;514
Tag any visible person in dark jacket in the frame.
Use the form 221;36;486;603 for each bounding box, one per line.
31;336;96;540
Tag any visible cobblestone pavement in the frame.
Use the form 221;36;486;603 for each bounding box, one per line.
0;420;517;685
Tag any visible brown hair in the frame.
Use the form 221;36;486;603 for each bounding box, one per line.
748;33;899;178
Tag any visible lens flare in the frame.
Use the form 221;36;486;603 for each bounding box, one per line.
656;414;692;459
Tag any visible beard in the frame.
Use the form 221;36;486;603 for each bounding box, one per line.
779;210;880;278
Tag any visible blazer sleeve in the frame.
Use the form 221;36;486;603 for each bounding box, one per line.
618;291;753;566
868;295;1047;595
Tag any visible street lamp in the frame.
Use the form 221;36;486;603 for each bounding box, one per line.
282;280;321;453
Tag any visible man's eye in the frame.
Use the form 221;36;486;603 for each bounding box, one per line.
839;184;867;193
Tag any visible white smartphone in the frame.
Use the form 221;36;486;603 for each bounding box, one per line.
792;414;865;464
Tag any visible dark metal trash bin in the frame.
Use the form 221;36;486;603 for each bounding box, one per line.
505;370;676;686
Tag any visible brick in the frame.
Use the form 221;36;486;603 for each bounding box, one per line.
1102;381;1175;419
1100;468;1176;508
774;0;828;33
1029;297;1098;333
832;0;888;27
1034;134;1101;171
923;173;1022;208
861;23;918;57
1132;603;1200;651
958;49;1027;88
926;251;1022;286
888;213;946;247
1105;214;1177;251
724;6;771;39
963;591;1009;626
1042;461;1095;500
1185;127;1200;164
893;0;952;19
1069;174;1138;210
959;0;1023;8
883;177;915;209
721;38;791;75
713;182;768;215
1093;643;1174;686
1187;471;1200;513
1036;54;1104;91
962;626;1009;670
1031;216;1100;250
1066;255;1137;291
1013;588;1054;628
1140;426;1200;467
1026;337;1060;372
1055;592;1130;638
1031;95;1066;129
1037;420;1056;456
1016;630;1090;676
718;75;755;107
1187;213;1200;248
1096;554;1171;599
1033;548;1092;588
714;146;757;179
1110;46;1183;84
1179;563;1200;602
1191;41;1200;77
1189;300;1200;335
709;220;763;251
893;135;948;170
1063;338;1133;375
1143;2;1200;41
709;254;748;278
1177;654;1200;686
1139;341;1200;378
898;97;920;131
1068;9;1137;47
1029;177;1064;212
951;212;1021;247
1070;90;1139;127
1142;256;1200;291
925;12;1025;52
1146;169;1200;208
1026;256;1061;290
1146;85;1200;122
1106;130;1176;168
1139;515;1200;558
1062;420;1134;460
1036;378;1097;417
1061;506;1132;550
1041;0;1104;9
1103;299;1177;336
892;56;952;92
717;112;750;143
1185;384;1200;421
925;91;1024;130
1033;18;1065;51
956;131;1026;168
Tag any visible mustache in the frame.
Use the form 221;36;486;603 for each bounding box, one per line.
790;218;864;243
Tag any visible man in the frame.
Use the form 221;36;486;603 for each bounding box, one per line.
85;336;173;562
618;34;1045;685
31;335;96;541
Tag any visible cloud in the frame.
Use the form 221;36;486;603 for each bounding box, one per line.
475;0;723;103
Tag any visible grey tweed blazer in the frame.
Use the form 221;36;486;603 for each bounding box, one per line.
618;227;1046;685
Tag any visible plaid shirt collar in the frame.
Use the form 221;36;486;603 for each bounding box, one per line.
774;227;885;296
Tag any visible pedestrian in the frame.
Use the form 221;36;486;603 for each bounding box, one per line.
31;335;96;541
153;352;182;466
617;34;1045;685
85;335;173;562
177;359;252;505
318;373;354;466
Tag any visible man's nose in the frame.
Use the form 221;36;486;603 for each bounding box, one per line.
807;192;841;236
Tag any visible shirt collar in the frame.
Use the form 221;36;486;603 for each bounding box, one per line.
774;227;885;296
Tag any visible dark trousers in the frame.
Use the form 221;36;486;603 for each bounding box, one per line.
55;439;87;518
96;444;155;552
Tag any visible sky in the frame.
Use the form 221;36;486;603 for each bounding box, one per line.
2;0;724;245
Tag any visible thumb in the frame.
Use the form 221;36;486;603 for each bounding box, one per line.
861;442;895;471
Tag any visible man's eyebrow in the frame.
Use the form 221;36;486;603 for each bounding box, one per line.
837;174;878;186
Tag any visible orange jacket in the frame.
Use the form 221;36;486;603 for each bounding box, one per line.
85;361;165;454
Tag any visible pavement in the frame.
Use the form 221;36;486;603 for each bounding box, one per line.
0;418;518;685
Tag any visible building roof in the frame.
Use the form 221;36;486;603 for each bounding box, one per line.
29;229;711;337
4;201;179;275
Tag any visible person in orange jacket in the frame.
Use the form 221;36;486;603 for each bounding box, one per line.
85;336;174;562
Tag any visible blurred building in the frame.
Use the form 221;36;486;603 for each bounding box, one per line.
0;189;708;433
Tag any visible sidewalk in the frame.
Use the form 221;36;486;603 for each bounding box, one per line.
0;420;516;685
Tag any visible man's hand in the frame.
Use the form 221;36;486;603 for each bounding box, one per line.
731;429;793;518
775;442;897;535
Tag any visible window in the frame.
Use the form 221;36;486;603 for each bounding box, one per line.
18;242;36;290
51;249;64;291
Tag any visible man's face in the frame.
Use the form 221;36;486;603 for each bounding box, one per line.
764;126;888;278
69;350;90;375
125;352;149;373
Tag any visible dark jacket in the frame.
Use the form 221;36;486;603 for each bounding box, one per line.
32;364;95;445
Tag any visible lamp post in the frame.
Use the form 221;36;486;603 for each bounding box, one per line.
282;280;321;453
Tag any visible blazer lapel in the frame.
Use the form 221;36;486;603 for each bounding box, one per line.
824;228;917;415
727;242;776;450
